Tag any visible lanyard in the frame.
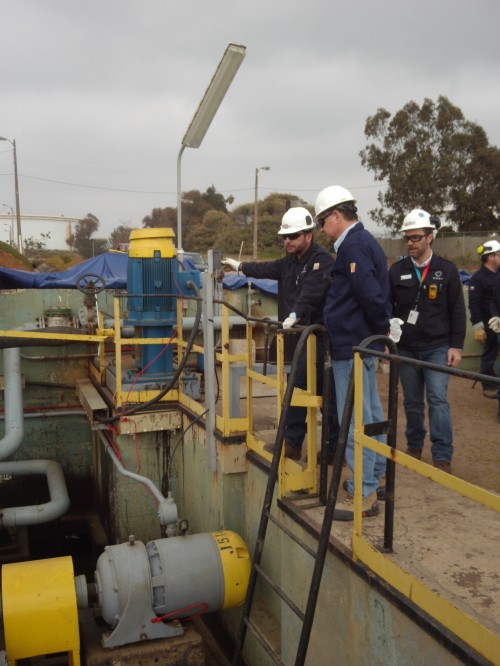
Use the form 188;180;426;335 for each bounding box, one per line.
413;263;430;308
414;263;430;284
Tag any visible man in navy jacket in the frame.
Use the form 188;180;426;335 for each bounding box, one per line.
468;240;500;397
389;209;466;472
223;207;339;462
315;185;397;521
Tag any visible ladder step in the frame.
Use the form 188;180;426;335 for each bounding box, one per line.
244;617;286;666
267;512;317;558
254;563;305;621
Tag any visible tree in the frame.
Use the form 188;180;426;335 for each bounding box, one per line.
68;213;100;258
143;207;176;229
24;232;51;252
359;96;500;232
109;224;134;248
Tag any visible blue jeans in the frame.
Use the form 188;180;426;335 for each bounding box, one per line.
398;346;453;463
286;335;339;455
333;356;386;497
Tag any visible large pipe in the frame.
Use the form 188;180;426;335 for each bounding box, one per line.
0;459;70;527
0;348;24;460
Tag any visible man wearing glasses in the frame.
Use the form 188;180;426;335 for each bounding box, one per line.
222;207;339;463
315;185;397;521
389;209;466;473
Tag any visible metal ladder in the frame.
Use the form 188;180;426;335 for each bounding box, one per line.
232;334;398;666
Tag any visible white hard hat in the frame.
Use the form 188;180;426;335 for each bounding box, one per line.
478;240;500;257
401;209;436;232
314;186;356;220
278;207;315;235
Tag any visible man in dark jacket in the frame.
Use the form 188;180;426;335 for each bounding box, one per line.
389;209;466;473
485;262;500;422
468;240;500;398
222;207;338;462
315;185;397;521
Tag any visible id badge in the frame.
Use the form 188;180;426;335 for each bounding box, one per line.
407;309;419;325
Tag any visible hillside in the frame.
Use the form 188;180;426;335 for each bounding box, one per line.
0;241;33;271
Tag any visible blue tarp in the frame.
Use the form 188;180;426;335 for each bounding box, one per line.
0;252;129;289
222;273;278;296
459;269;472;285
0;252;279;296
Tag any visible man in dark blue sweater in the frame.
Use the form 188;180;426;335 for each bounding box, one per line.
468;240;500;398
315;185;397;521
222;207;339;462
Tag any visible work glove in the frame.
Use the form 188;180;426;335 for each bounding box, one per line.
282;313;299;330
488;316;500;333
222;257;241;272
388;318;404;343
473;325;487;343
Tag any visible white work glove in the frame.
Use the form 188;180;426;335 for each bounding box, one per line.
282;313;298;330
388;318;404;343
488;316;500;333
473;325;487;344
222;257;241;272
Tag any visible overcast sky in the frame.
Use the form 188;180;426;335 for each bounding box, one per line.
1;0;499;249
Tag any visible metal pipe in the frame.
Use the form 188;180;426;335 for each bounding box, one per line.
97;430;178;531
0;348;24;460
0;459;70;526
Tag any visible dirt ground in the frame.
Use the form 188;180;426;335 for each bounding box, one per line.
376;366;500;494
0;246;32;270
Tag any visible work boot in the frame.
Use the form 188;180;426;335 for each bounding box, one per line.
342;478;388;501
433;459;451;473
263;440;301;460
333;490;379;521
406;447;422;460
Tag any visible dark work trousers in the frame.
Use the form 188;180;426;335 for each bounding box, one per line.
480;327;499;391
285;335;339;454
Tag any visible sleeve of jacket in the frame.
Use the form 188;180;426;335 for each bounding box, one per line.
467;273;483;325
291;253;334;321
240;257;284;280
447;265;467;349
347;242;390;333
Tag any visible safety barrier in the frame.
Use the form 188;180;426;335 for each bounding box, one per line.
348;345;500;664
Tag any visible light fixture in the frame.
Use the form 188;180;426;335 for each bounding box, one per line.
176;43;246;255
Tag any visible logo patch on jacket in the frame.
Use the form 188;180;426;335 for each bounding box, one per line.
350;263;356;273
313;262;319;270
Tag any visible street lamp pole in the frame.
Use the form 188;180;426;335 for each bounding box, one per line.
0;136;23;254
253;166;270;260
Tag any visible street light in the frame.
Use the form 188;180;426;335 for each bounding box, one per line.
0;137;23;254
176;42;246;258
253;166;270;260
1;203;14;245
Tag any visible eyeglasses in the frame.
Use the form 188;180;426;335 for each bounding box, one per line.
317;210;335;229
403;234;427;243
283;232;304;240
